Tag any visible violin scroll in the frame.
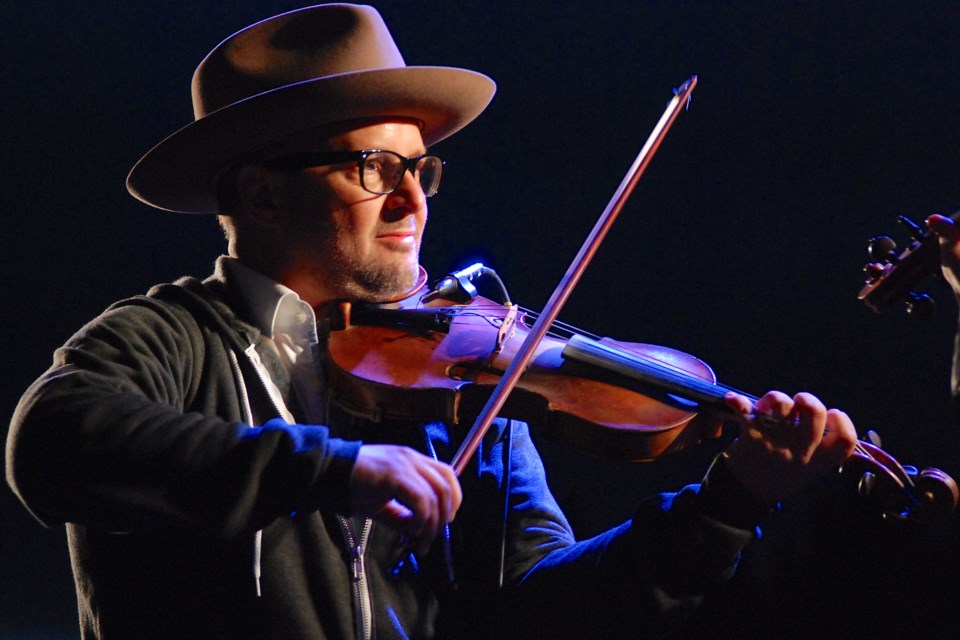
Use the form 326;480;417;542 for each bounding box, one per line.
858;212;956;317
841;432;959;524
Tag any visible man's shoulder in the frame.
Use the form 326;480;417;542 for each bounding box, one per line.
97;266;256;346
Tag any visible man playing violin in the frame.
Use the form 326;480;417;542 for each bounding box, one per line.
927;215;960;397
6;5;857;639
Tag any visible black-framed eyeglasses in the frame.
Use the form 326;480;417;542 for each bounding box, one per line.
264;149;445;197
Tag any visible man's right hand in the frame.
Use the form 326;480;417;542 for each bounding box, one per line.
349;444;462;555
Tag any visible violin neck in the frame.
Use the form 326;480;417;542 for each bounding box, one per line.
562;334;757;414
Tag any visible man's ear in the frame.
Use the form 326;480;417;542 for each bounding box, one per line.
235;164;288;228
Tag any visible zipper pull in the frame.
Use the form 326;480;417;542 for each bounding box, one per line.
350;544;366;581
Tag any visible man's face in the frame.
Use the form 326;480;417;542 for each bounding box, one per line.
274;120;429;304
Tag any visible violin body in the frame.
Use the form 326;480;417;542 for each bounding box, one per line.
324;289;718;461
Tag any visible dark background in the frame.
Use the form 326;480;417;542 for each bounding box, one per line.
4;2;960;637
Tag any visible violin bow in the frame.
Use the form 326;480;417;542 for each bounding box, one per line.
450;76;699;475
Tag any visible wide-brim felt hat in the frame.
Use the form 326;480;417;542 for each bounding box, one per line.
126;3;496;213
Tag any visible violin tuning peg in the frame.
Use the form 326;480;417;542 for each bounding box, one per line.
865;430;882;447
863;262;887;281
866;235;898;262
905;292;935;320
857;470;877;499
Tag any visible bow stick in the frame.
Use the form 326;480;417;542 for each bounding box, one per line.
451;76;699;475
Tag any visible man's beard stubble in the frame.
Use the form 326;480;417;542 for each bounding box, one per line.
324;234;421;303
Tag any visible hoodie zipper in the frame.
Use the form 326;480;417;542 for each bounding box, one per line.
339;515;374;640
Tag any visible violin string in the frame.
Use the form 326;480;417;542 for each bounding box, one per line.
514;306;602;341
432;304;873;459
427;304;600;339
440;305;759;400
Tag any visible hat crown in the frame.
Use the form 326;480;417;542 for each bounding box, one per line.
192;4;405;119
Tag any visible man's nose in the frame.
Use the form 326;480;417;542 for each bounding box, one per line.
385;169;426;212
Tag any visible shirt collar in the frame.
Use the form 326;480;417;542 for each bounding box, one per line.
221;257;316;340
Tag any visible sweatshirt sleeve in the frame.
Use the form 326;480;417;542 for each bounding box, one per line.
492;421;762;637
6;298;359;537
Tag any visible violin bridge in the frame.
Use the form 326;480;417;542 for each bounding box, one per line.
494;304;518;353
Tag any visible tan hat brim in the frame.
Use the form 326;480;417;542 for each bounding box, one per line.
127;66;495;213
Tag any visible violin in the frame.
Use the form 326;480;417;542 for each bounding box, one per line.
322;271;959;524
859;210;959;317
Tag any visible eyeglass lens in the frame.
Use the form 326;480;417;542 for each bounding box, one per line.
362;152;443;197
